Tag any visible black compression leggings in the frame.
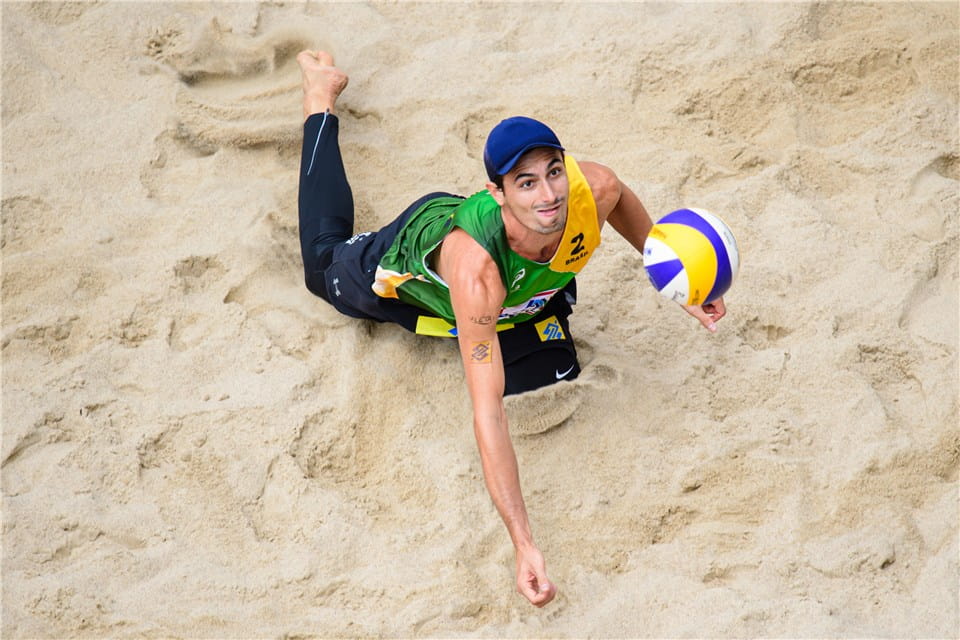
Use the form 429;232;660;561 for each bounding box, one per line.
298;112;353;299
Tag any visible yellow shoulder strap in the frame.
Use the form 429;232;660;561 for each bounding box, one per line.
549;156;601;273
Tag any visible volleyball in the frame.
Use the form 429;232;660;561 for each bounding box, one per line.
642;207;740;306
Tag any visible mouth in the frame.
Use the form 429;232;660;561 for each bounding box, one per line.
535;199;564;220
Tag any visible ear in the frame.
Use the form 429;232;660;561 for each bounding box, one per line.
486;181;505;206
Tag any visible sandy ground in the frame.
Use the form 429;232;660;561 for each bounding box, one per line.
3;2;958;637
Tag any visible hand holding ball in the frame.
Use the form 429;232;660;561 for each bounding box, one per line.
642;208;740;306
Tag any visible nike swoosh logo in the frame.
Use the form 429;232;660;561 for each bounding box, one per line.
555;364;576;380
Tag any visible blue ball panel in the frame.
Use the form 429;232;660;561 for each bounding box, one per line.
645;258;685;291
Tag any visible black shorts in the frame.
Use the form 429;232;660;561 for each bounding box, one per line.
312;192;456;331
497;284;581;395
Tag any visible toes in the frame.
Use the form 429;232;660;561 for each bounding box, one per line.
316;50;334;66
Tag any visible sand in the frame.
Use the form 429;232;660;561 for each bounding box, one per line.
2;1;958;637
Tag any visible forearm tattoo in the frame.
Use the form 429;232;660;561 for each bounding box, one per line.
470;341;492;364
470;314;493;325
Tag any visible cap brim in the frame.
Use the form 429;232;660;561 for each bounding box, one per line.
496;142;564;177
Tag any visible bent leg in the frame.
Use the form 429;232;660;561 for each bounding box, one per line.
296;50;353;300
298;111;355;299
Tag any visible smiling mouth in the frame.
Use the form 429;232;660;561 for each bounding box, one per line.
535;199;564;217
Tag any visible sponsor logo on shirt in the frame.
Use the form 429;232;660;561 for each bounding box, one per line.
510;268;526;292
499;288;559;320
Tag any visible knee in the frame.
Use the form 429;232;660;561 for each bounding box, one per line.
304;271;330;301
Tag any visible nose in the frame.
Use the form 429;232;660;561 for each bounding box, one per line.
538;180;556;204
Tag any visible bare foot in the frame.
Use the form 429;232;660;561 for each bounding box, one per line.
296;50;349;119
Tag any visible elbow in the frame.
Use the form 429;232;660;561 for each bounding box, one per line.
473;401;508;439
474;399;506;427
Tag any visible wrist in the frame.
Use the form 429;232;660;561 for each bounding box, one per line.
513;533;536;553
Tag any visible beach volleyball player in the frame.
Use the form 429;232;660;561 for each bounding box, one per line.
296;50;727;607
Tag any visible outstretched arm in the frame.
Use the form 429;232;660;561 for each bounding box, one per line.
580;160;727;330
437;229;557;608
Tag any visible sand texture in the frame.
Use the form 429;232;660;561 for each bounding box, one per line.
3;2;958;637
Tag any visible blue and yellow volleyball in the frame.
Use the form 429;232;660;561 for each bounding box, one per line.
642;208;740;306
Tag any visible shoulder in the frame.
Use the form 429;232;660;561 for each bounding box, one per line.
577;160;622;221
452;191;503;249
455;190;499;218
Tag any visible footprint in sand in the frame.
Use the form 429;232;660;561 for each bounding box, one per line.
789;21;921;146
3;316;81;364
288;408;368;487
21;1;93;26
140;19;317;336
737;316;793;351
896;232;958;348
150;18;311;152
1;196;59;253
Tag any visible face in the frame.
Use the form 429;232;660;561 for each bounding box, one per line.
489;148;569;235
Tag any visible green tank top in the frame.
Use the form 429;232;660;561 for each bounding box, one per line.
373;155;601;329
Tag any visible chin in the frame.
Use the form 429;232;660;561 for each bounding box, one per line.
540;215;566;234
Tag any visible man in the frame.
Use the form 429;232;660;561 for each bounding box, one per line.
296;50;726;607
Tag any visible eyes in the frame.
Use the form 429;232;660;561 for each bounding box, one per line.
517;165;565;190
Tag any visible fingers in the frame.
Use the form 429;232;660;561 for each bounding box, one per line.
708;297;727;321
532;577;557;607
516;553;557;607
700;298;727;329
684;304;717;332
682;297;727;332
518;576;539;603
518;575;556;607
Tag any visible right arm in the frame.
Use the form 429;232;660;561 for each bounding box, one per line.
436;228;557;607
580;159;726;331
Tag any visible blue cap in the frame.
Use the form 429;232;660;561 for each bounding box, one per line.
483;116;564;182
